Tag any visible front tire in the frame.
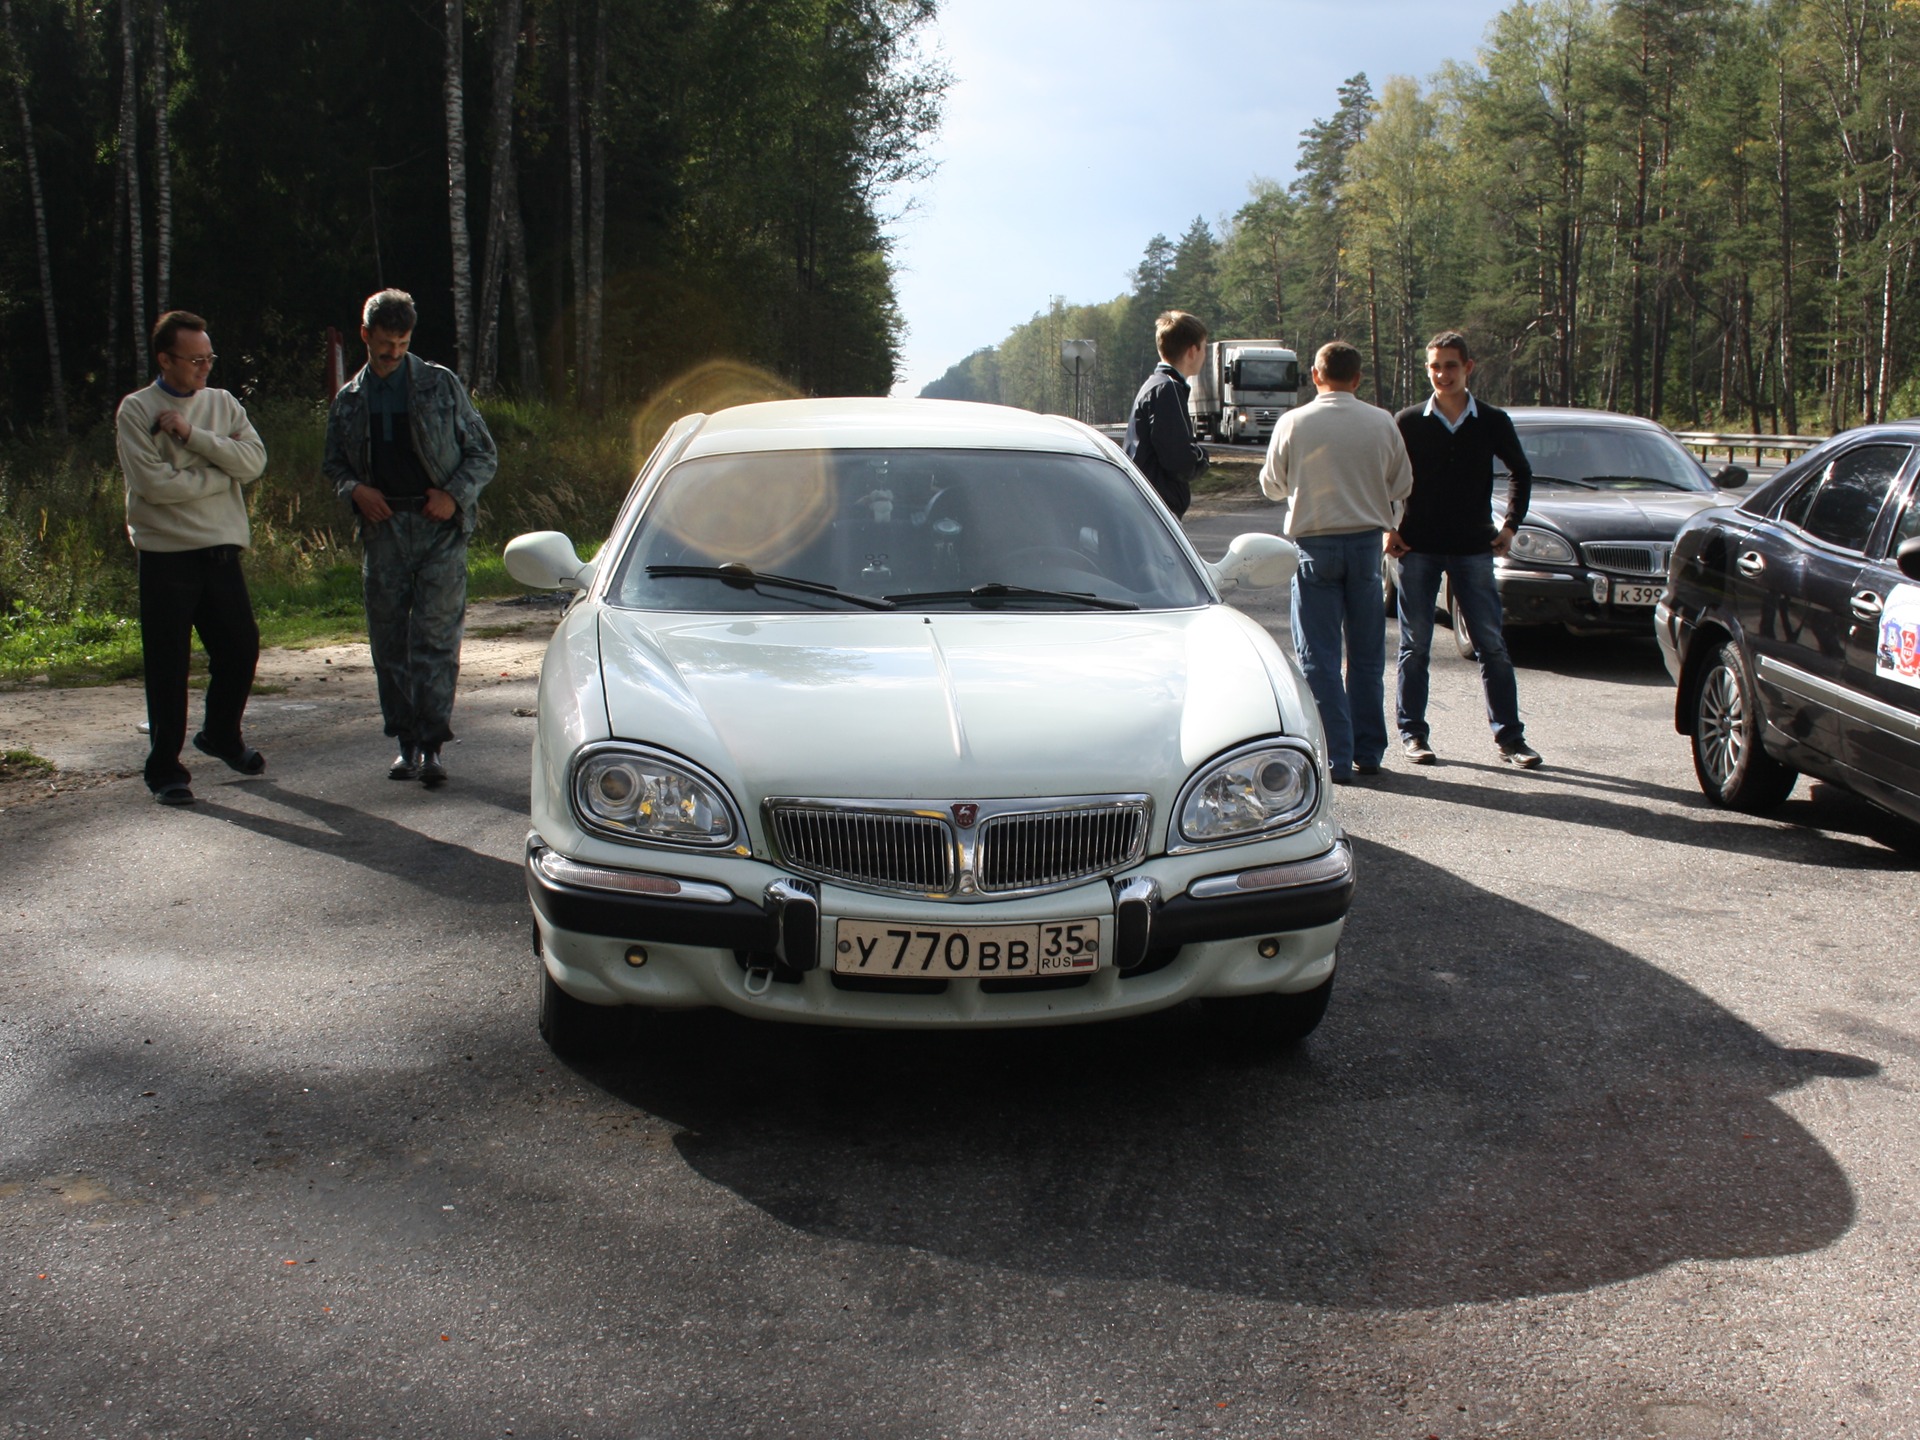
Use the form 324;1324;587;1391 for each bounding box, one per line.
1200;971;1334;1047
539;963;626;1061
1690;640;1797;811
1449;591;1477;659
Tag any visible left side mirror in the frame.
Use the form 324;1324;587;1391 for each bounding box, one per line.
1898;535;1920;582
1711;463;1749;489
1206;532;1299;591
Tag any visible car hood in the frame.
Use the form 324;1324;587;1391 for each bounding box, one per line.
595;606;1286;803
1522;488;1726;539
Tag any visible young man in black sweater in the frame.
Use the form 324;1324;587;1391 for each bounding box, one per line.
1124;311;1210;516
1385;331;1542;767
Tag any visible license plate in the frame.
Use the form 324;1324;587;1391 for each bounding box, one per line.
833;917;1103;977
1613;582;1662;606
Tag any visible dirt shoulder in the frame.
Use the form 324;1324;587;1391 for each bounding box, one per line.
0;598;561;812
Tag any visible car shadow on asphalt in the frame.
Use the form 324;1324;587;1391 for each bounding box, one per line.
186;779;525;907
581;836;1879;1310
1382;762;1920;868
1502;629;1671;686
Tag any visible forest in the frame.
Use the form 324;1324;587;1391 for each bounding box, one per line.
924;0;1920;437
0;0;945;428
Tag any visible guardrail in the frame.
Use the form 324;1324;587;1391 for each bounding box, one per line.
1671;431;1825;467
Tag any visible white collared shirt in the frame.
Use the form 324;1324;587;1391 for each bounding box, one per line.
1423;391;1479;434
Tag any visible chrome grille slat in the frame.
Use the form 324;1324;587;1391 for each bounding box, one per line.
769;805;954;892
977;802;1147;893
1581;542;1668;576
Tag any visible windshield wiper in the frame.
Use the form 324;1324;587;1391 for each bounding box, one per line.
1580;474;1691;490
1524;472;1598;489
646;563;896;611
885;582;1139;611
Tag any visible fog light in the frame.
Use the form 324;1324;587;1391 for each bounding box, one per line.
625;945;648;967
1257;938;1280;958
1590;575;1609;604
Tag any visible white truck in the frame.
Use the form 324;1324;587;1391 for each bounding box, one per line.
1188;340;1302;444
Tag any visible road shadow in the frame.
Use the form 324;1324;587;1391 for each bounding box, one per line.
1503;627;1671;685
188;779;524;908
577;836;1875;1309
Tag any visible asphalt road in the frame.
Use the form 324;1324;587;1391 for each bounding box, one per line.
5;509;1919;1438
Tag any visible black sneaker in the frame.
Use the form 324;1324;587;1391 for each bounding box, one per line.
389;745;419;781
1498;740;1543;768
1402;736;1436;765
418;749;448;788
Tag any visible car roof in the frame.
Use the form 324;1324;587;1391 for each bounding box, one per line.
1505;406;1667;431
677;398;1110;459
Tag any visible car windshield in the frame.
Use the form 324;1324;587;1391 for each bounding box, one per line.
607;447;1214;612
1501;423;1714;492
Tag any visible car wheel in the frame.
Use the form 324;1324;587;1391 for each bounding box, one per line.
1449;591;1477;660
1690;640;1797;811
1199;970;1334;1047
538;963;625;1061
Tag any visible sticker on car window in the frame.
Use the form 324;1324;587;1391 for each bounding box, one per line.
1876;584;1920;687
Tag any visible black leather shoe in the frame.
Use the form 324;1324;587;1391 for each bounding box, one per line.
153;781;195;806
418;749;447;788
389;745;419;781
192;732;265;775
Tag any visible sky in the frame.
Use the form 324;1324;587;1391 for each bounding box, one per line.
887;0;1518;397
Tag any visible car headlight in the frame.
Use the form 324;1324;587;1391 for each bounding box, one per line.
1174;739;1319;847
571;743;740;848
1508;526;1576;564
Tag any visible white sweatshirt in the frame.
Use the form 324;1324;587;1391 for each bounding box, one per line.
116;382;267;552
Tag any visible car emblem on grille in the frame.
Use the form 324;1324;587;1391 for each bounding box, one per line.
950;803;979;828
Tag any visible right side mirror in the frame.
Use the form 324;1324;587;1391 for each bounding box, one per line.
1711;463;1748;489
505;530;596;591
1898;535;1920;582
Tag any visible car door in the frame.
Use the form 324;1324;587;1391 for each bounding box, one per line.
1838;462;1920;809
1736;441;1914;763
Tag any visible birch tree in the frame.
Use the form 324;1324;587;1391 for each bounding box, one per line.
0;0;65;432
445;0;475;383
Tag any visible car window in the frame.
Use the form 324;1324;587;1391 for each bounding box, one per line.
1499;422;1713;490
607;447;1214;612
1777;443;1913;553
1887;481;1920;557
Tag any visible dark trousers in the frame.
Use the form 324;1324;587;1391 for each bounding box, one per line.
138;545;259;790
363;511;468;751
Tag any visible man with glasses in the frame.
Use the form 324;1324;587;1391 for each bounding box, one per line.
116;310;268;805
323;288;497;787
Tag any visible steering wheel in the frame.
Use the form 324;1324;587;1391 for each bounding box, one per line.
1001;545;1099;575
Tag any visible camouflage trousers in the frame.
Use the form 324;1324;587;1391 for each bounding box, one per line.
362;510;467;750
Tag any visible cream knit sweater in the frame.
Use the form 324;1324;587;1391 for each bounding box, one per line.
1258;389;1414;540
116;382;267;552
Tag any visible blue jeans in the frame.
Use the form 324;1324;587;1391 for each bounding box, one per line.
1290;530;1388;776
1395;551;1525;748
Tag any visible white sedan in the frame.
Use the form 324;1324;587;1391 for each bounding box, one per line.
504;398;1352;1056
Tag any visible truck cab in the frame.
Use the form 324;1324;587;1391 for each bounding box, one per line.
1188;341;1301;445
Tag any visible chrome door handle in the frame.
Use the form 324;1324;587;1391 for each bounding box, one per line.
1736;551;1765;578
1851;590;1884;622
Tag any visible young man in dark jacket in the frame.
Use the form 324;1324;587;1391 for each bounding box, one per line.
1387;330;1541;768
1124;311;1210;516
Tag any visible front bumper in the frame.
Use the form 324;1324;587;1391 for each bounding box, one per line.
1492;566;1664;633
525;833;1353;1028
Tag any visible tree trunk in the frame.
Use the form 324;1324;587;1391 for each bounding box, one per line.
0;0;67;433
1775;54;1797;434
584;0;607;411
150;0;170;312
119;0;145;375
444;0;475;383
506;197;542;399
475;0;522;393
1365;262;1383;408
566;0;586;402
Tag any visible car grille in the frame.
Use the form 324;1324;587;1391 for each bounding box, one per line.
1581;542;1671;576
766;806;956;892
976;802;1149;893
765;797;1151;897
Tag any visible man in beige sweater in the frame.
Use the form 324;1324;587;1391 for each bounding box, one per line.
117;310;268;804
1259;340;1414;782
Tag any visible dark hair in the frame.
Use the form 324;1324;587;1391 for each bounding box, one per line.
151;310;207;363
1426;330;1472;364
1314;340;1362;384
363;288;418;335
1154;310;1208;362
